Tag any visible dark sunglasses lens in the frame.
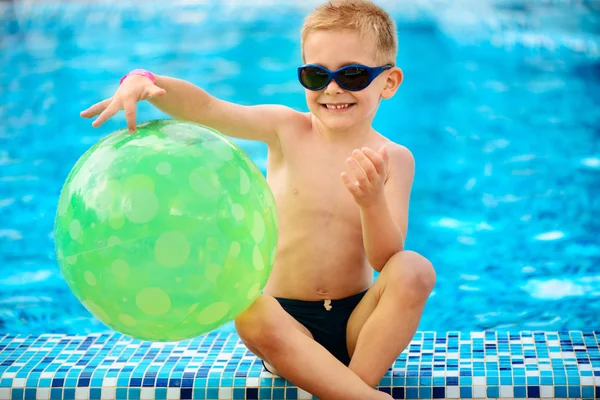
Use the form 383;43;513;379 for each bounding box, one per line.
300;67;329;89
338;66;370;89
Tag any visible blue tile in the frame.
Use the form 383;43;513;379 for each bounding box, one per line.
246;388;258;400
392;387;404;399
405;387;418;399
419;387;431;398
487;386;499;398
90;388;101;400
63;388;75;400
272;388;284;399
128;388;141;400
527;385;540;398
514;386;526;398
459;387;472;398
568;385;581;398
581;386;594;399
432;387;444;398
554;386;567;398
12;388;24;400
24;388;36;400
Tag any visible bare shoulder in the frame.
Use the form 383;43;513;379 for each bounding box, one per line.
269;107;311;139
383;141;415;180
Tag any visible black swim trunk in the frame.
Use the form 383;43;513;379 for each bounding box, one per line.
262;290;368;373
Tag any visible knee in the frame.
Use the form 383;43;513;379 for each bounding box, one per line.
234;296;282;351
387;250;436;298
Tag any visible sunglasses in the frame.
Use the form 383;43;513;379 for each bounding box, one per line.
298;63;393;91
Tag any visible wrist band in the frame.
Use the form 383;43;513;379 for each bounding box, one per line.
120;69;156;85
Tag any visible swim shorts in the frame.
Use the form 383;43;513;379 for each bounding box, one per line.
262;290;368;373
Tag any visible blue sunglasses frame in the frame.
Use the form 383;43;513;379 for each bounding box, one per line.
298;63;393;91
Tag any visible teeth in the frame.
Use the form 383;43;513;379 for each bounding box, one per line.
325;104;351;109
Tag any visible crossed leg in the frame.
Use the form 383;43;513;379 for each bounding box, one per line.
235;296;392;400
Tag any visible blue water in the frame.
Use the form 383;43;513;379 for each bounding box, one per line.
1;1;599;336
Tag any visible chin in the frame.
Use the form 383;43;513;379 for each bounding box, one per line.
314;108;359;131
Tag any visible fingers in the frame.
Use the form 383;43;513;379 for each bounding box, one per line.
352;149;379;182
341;172;361;196
92;102;120;128
378;145;389;169
361;147;386;176
146;86;166;99
80;98;112;118
346;155;369;188
123;99;137;132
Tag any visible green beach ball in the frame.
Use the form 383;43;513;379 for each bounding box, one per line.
54;119;278;342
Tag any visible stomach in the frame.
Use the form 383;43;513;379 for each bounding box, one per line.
263;211;373;300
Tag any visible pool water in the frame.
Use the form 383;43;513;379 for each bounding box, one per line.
0;1;599;336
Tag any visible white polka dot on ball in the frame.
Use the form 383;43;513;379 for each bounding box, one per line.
69;220;82;240
156;162;172;175
119;314;137;327
84;271;97;286
232;204;244;221
251;211;265;242
136;288;172;316
155;232;190;268
124;189;159;224
253;247;265;271
197;302;230;325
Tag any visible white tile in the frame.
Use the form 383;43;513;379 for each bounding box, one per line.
101;387;115;400
0;389;9;399
446;386;459;398
595;376;600;385
540;385;553;398
102;377;117;387
3;372;15;378
12;378;26;388
141;388;154;399
36;388;50;400
433;370;445;377
473;386;486;398
167;388;180;399
218;387;232;399
500;386;513;397
246;377;259;387
581;376;593;385
446;371;459;376
75;387;89;400
298;389;312;399
473;376;485;385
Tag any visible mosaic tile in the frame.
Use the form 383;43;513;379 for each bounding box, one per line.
0;332;599;399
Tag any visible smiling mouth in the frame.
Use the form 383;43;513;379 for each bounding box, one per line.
321;103;355;110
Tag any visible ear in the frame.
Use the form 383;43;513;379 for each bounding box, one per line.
381;67;403;100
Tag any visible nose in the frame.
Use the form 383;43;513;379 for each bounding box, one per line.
324;78;344;95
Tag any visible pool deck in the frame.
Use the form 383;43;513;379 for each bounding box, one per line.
0;330;598;399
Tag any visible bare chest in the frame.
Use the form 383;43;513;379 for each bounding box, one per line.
269;142;360;219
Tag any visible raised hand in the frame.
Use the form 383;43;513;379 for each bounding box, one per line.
80;75;166;133
341;145;389;208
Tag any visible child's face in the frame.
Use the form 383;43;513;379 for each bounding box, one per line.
302;29;400;133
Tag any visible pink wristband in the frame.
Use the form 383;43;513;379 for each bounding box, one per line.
120;69;156;85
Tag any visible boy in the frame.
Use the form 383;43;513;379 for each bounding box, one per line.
80;1;436;399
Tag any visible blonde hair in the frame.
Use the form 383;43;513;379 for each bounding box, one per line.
301;0;398;66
